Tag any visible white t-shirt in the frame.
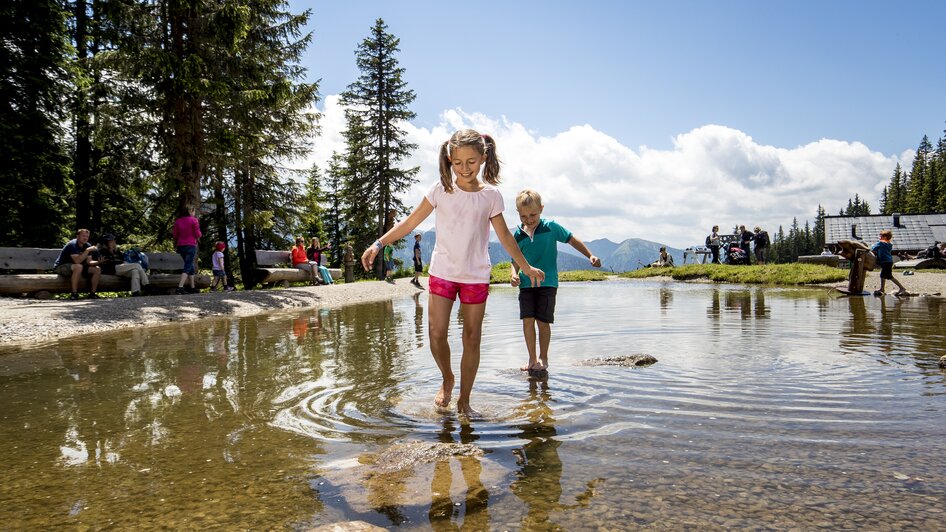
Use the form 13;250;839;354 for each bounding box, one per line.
425;180;505;284
212;250;225;270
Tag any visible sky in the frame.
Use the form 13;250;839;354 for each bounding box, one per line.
288;0;946;248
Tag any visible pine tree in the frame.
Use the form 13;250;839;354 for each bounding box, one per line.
0;0;73;246
936;134;946;212
813;205;826;249
906;135;933;212
339;18;419;277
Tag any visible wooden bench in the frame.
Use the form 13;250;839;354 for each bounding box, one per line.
0;247;210;298
255;250;342;287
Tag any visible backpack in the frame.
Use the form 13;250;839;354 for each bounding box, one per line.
123;249;149;272
705;235;711;247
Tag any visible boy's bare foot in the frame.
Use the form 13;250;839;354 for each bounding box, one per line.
457;402;481;419
521;361;545;372
434;378;454;408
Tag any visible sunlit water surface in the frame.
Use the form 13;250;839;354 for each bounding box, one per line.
1;280;945;529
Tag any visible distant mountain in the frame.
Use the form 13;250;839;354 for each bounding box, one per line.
392;231;683;273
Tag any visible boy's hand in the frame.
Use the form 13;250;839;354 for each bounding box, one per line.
589;255;602;268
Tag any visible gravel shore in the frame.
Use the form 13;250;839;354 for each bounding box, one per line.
1;270;942;350
0;279;428;349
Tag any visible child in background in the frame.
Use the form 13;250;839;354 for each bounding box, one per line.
362;129;545;417
870;229;908;297
383;242;395;283
510;189;601;379
210;242;233;291
411;232;424;288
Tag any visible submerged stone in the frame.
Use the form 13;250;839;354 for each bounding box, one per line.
939;355;946;369
578;354;658;367
369;441;484;474
306;521;387;532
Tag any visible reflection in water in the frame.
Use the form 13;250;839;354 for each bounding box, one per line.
1;283;946;529
511;380;562;529
428;421;490;531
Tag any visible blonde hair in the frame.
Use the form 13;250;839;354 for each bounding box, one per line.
515;189;543;209
880;229;893;240
438;129;501;192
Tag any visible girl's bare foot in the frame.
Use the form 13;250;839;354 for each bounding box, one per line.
434;378;454;408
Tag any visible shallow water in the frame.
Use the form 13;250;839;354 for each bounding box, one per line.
1;281;945;529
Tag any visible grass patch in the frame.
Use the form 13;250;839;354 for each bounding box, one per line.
619;263;848;285
490;261;609;284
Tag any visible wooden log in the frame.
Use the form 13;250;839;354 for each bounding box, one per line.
0;247;61;270
894;258;946;269
256;267;311;284
0;273;210;296
0;247;187;273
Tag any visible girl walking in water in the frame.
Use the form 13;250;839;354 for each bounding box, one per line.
362;129;544;417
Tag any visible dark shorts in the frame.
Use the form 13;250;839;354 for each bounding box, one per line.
880;262;893;279
414;260;423;273
519;287;557;324
177;245;197;275
212;269;225;278
385;260;395;272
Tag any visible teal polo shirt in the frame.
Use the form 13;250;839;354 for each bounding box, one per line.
514;218;572;288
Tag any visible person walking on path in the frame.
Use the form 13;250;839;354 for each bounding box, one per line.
510;189;600;380
361;129;545;417
871;229;908;297
173;205;201;294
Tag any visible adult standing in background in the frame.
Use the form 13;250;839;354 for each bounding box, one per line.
753;226;769;265
173;204;202;294
740;225;754;265
708;225;721;264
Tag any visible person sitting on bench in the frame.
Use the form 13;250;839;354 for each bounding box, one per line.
53;228;101;300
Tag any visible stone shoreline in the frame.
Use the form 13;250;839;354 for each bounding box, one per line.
1;271;943;350
0;279;428;350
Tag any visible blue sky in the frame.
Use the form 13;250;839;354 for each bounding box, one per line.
290;0;946;247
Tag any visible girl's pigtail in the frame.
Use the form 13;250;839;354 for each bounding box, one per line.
481;134;501;185
438;141;454;193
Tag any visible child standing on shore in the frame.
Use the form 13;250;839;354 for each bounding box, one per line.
362;129;545;417
871;229;908;296
510;189;601;379
411;232;424;288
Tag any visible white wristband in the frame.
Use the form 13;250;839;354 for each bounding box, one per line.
373;240;383;250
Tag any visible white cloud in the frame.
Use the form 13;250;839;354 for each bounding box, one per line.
303;97;910;249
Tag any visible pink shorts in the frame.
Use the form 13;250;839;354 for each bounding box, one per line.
428;275;489;304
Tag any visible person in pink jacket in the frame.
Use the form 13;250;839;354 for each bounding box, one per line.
172;204;202;294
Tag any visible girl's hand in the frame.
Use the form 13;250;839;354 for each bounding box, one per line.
510;274;520;287
361;245;379;271
523;266;545;287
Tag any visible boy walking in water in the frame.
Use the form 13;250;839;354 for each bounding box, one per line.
871;229;908;296
510;189;601;379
